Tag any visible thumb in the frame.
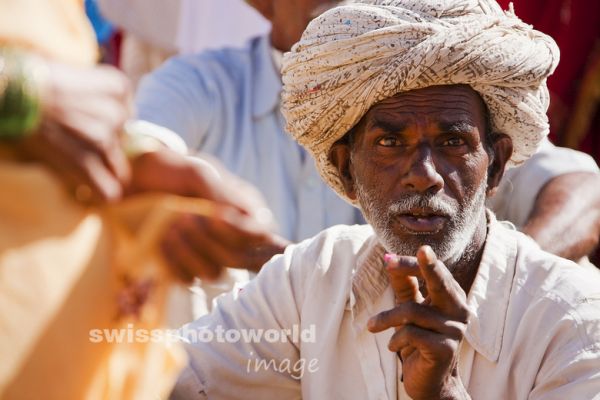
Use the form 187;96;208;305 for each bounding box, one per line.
384;253;425;305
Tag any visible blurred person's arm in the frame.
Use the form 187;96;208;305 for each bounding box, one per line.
522;172;600;261
488;139;600;262
0;50;287;279
134;55;216;150
127;148;290;280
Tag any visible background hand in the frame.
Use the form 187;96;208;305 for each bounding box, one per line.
16;62;132;203
128;150;290;282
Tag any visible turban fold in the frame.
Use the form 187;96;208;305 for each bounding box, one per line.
281;0;559;203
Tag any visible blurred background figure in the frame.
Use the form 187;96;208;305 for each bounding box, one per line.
496;0;600;263
0;0;286;397
177;0;270;54
97;0;271;87
97;0;182;86
84;0;118;64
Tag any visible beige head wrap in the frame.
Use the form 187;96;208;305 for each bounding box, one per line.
281;0;559;203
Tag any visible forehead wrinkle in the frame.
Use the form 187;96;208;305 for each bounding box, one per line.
438;120;478;133
374;98;478;113
370;105;478;124
361;87;488;136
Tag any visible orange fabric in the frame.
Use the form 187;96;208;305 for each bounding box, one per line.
0;160;196;399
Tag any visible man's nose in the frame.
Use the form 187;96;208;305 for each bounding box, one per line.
399;146;444;193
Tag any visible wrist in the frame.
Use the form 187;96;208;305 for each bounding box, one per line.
436;376;470;400
123;120;188;159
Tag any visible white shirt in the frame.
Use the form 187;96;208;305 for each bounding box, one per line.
136;36;363;243
176;0;271;54
97;0;181;52
171;214;600;399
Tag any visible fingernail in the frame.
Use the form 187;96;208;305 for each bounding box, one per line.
367;317;376;330
418;245;437;265
384;253;398;265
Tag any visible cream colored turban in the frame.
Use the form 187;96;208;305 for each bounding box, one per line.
281;0;559;203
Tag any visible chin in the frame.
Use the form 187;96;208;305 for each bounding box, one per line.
378;223;474;265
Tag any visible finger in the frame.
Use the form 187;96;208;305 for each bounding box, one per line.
58;114;131;184
242;235;289;272
387;325;460;364
199;206;276;249
178;212;287;272
45;121;124;202
187;155;274;225
416;246;469;319
367;302;465;337
81;153;126;202
385;254;425;304
177;215;247;268
162;225;223;282
25;122;123;203
161;230;195;283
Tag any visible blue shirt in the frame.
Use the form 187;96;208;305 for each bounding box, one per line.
136;36;364;242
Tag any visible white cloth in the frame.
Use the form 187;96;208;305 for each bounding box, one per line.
97;0;181;52
176;0;271;54
281;0;560;204
171;214;600;399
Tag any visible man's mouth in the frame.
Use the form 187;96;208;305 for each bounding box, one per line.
393;208;449;234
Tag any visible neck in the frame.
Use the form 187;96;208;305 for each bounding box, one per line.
448;210;488;293
269;32;290;53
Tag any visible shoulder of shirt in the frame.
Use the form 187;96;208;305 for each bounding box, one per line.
284;224;375;274
506;226;600;344
509;228;600;297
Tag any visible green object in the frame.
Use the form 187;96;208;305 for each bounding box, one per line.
0;49;42;139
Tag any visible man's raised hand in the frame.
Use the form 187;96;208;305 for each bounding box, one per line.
368;246;472;400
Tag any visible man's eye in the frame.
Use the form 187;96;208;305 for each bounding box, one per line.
443;137;465;146
377;136;401;147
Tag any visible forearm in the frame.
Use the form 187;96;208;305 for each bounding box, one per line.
522;172;600;261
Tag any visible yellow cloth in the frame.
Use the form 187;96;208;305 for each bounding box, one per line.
0;0;97;65
0;157;204;399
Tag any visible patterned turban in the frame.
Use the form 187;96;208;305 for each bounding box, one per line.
281;0;559;203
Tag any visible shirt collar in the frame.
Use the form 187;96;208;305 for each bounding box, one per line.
251;35;282;119
351;210;518;363
463;212;518;362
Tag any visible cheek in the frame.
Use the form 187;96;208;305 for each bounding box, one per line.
352;151;403;193
434;149;489;200
453;152;490;197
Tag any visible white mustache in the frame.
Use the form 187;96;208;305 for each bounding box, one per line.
388;194;457;216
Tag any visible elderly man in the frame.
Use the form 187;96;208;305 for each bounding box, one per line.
170;1;600;399
135;0;600;265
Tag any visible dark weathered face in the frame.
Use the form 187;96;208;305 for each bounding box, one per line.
330;85;512;266
248;0;343;51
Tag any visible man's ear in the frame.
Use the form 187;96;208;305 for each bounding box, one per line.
486;133;513;197
329;142;357;201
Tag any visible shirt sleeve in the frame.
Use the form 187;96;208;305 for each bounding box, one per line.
487;138;600;228
135;55;217;151
169;244;307;400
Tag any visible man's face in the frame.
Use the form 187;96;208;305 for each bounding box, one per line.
332;85;505;267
